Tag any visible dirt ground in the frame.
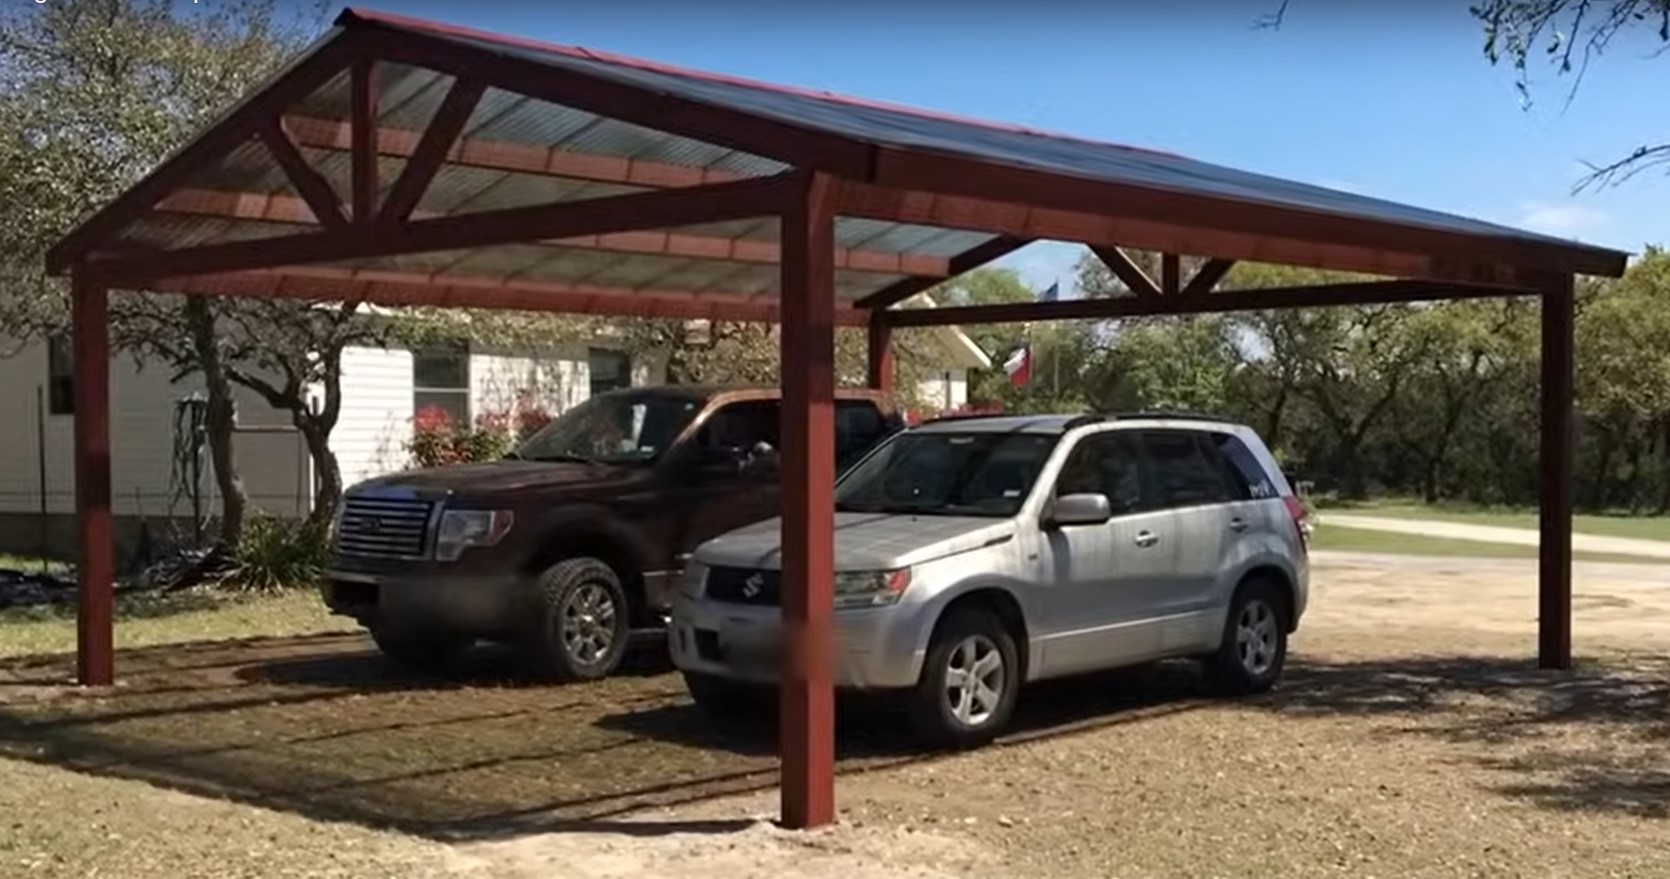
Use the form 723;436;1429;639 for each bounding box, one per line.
2;551;1667;879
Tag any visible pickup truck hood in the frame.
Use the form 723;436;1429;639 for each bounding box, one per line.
349;459;647;499
695;512;1014;572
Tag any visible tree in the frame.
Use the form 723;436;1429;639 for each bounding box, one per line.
0;0;315;549
1474;0;1670;189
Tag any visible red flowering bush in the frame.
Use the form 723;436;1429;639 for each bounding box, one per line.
406;398;553;468
408;406;463;468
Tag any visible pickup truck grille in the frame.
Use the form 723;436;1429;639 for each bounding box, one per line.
704;567;780;606
335;496;434;559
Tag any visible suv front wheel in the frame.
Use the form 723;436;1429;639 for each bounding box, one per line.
523;557;631;682
908;607;1020;749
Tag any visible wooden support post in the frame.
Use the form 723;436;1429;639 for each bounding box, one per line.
1160;253;1182;296
1538;273;1575;669
778;172;839;830
866;312;893;392
72;274;114;686
350;57;379;223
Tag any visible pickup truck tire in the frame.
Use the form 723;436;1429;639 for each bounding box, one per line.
370;624;469;673
908;606;1019;749
524;557;631;682
1204;576;1288;696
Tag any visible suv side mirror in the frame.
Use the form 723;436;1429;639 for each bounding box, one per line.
1048;493;1112;527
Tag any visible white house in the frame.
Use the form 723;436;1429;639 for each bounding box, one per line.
0;319;988;562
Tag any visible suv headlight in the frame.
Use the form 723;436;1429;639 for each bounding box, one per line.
434;509;514;561
833;569;911;610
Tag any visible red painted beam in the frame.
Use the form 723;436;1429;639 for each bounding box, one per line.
1538;273;1575;669
886;279;1532;327
838;180;1590;288
151;188;950;277
379;78;486;224
257;117;349;230
71;275;114;686
778;172;839;830
866;313;893;392
1089;246;1160;298
867;147;1626;279
853;236;1032;310
1160;253;1181;296
47;30;361;273
284;115;752;189
85;173;803;284
149;265;869;326
350;57;379;222
1181;258;1236;296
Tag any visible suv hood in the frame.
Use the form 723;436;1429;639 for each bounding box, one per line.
695;512;1014;572
350;459;647;498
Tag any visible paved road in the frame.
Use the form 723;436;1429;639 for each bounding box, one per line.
1322;513;1670;560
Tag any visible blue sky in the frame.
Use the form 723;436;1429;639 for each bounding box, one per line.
322;0;1664;292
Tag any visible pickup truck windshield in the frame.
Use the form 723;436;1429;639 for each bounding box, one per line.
834;431;1058;518
514;391;703;464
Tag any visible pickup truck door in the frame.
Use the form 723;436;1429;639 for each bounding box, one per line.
664;400;786;568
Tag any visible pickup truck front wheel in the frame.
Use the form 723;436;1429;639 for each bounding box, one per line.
524;557;631;682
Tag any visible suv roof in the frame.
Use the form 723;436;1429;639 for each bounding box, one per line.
913;411;1243;435
592;385;894;404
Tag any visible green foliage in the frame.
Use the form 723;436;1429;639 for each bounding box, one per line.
219;513;329;593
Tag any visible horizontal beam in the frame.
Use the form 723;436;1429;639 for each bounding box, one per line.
854;235;1032;309
150;265;870;326
885;279;1532;327
867;148;1627;279
84;172;802;284
284;115;752;190
839;180;1551;288
151;188;948;276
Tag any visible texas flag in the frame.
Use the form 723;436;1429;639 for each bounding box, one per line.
1003;342;1032;387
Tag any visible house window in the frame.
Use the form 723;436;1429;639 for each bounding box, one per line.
413;346;470;428
588;348;632;397
46;335;74;415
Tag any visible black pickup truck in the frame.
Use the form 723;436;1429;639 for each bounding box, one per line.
322;385;904;680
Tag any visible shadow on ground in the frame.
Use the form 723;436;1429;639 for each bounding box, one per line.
0;636;1664;842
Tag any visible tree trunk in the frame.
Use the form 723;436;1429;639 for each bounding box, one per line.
184;296;246;549
297;417;340;525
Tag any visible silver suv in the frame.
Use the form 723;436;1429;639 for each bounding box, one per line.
668;413;1310;747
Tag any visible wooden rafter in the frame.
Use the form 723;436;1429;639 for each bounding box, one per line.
1089;246;1161;298
1160;253;1181;295
256;117;349;230
1181;258;1236;297
350;56;379;222
855;236;1031;309
379;78;487;224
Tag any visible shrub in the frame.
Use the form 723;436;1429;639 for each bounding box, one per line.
219;513;330;592
406;399;554;468
409;406;463;468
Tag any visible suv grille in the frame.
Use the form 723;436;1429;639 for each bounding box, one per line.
336;496;434;559
704;567;780;606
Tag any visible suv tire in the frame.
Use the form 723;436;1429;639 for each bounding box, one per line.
524;557;631;682
370;624;469;673
908;606;1020;749
1205;577;1289;695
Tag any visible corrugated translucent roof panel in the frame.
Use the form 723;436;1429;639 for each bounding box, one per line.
346;9;1604;253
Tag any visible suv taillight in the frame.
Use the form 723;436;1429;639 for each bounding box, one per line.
1283;495;1310;552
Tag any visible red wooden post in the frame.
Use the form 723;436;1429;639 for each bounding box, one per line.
866;312;893;393
1538;273;1575;669
350;57;379;223
72;274;114;686
778;172;839;830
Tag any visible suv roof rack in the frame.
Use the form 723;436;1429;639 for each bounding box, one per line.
1062;414;1106;430
1103;410;1237;423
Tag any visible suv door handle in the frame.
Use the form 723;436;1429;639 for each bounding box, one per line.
1229;517;1249;533
1133;530;1159;548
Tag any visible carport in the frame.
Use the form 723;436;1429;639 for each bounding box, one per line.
47;8;1628;829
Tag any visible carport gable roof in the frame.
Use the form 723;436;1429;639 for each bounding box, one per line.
49;7;1628;321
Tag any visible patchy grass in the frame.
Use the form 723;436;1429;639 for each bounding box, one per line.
1319;499;1670;542
0;588;353;660
1311;523;1660;564
0;554;68;574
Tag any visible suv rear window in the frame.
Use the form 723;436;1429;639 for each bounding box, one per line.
1132;430;1231;510
1212;433;1279;500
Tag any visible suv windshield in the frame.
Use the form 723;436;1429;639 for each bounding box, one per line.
513;391;703;465
835;431;1059;518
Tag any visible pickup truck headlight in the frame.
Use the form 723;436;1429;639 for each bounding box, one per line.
434;509;514;562
833;568;911;610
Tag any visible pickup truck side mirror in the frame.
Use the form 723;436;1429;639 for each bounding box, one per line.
1047;493;1112;528
741;441;779;475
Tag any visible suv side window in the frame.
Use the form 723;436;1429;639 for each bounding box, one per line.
1211;433;1278;500
1132;429;1230;510
1055;432;1151;516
